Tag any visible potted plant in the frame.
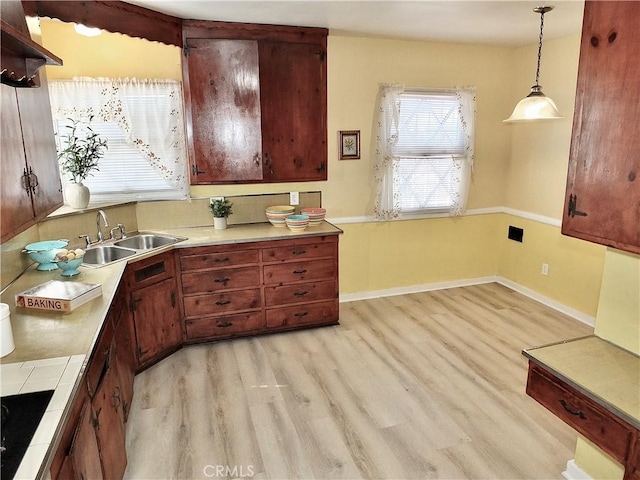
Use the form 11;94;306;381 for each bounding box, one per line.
57;116;107;209
209;198;233;230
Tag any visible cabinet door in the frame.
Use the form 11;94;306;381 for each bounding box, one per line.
112;293;135;422
70;398;104;480
562;1;640;254
184;38;263;183
130;277;182;368
15;69;63;219
1;84;34;240
92;358;127;480
259;41;327;182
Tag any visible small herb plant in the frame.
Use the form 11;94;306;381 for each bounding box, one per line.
57;117;108;184
209;198;233;218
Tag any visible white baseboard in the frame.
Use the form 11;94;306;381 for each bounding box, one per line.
496;277;595;327
339;276;498;303
340;276;596;327
562;460;593;480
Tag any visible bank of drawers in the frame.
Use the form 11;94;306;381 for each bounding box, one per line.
178;235;339;342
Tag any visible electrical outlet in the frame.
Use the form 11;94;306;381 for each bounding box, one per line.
290;191;299;205
541;263;549;276
210;196;224;204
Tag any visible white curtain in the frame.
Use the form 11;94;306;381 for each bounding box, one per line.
451;86;476;215
373;83;404;220
48;77;188;197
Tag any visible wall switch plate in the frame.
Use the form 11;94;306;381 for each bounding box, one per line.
541;263;549;276
290;191;299;205
210;196;224;204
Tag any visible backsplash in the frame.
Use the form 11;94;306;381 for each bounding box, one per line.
1;192;322;290
137;191;322;230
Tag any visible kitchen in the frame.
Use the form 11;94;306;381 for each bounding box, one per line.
1;1;638;479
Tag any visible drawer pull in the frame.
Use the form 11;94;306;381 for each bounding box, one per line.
293;269;307;275
560;399;587;419
294;290;309;297
214;277;230;284
292;249;306;255
217;322;233;328
214;257;231;263
294;311;309;317
215;300;231;306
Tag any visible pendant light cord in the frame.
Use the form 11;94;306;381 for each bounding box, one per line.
535;10;545;87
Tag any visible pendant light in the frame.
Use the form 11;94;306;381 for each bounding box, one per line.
504;6;563;123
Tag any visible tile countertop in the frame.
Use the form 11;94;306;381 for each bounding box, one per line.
0;220;343;479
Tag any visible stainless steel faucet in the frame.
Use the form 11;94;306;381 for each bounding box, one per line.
96;210;109;242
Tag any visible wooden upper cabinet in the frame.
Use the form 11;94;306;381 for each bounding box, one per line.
259;41;327;182
562;1;640;254
182;21;328;185
184;39;263;183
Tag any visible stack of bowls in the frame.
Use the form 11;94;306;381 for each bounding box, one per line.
265;205;295;227
285;214;310;232
300;207;326;226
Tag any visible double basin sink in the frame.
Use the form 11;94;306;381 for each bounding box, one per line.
82;233;186;267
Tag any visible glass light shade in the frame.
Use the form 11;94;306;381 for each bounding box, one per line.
504;86;563;123
74;24;102;37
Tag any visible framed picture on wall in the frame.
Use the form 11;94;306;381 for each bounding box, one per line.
339;130;360;160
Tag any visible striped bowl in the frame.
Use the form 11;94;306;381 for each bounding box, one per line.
265;205;296;227
300;207;326;226
285;214;310;232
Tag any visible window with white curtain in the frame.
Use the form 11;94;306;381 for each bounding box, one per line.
373;84;476;220
49;78;189;204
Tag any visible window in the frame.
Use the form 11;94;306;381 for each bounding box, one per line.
49;78;189;204
373;85;476;219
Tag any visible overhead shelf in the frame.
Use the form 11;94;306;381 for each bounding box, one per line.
1;20;62;87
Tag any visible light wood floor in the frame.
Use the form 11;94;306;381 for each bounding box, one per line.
124;283;593;480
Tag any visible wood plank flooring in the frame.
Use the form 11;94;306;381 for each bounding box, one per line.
124;283;593;480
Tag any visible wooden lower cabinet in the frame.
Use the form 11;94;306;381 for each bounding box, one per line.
51;287;132;480
124;251;182;371
91;348;127;480
179;233;340;342
51;390;102;480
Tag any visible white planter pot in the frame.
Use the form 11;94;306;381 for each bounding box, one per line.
213;216;227;230
65;182;90;209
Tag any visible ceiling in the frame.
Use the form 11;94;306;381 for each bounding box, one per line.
123;0;585;47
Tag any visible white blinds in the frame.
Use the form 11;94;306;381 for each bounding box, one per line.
393;92;465;157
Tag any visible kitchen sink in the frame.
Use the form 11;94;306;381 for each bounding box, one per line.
82;233;186;267
114;234;178;250
83;245;137;266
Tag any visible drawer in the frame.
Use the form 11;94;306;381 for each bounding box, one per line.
263;258;335;285
181;266;260;294
266;299;338;329
262;241;335;262
180;249;258;271
265;279;337;307
183;289;261;317
526;364;633;463
185;311;264;340
125;251;176;291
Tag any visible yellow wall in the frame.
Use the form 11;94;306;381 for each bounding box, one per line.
340;215;501;294
40;19;181;80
